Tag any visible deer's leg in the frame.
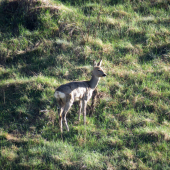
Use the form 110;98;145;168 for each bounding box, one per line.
78;101;82;121
62;101;73;131
82;100;87;125
58;106;64;133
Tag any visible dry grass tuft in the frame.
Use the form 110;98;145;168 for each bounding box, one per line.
102;43;114;54
5;133;21;142
101;17;125;29
104;137;123;149
1;148;18;161
122;148;134;160
112;10;131;18
106;161;115;170
81;35;114;54
87;36;103;47
105;17;119;25
142;87;161;98
77;137;86;146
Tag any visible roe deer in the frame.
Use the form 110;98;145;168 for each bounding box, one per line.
54;60;106;132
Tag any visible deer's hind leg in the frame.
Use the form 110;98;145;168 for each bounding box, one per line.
62;101;73;131
59;107;64;133
58;99;65;133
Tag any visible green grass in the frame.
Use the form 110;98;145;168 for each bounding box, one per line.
0;0;170;169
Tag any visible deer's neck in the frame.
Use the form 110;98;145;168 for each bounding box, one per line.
89;74;100;90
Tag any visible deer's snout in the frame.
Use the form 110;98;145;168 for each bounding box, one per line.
103;73;107;77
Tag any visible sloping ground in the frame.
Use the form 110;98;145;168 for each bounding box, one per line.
0;0;170;169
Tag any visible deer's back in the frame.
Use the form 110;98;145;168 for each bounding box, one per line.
55;81;93;102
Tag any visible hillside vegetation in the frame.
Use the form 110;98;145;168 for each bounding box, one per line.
0;0;170;169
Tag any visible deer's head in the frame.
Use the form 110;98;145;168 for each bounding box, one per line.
93;60;106;77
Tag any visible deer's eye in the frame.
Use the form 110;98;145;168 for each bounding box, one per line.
98;69;101;71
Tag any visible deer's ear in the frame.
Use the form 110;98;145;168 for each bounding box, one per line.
93;60;97;67
97;59;102;66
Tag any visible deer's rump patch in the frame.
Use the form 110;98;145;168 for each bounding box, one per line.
54;91;66;99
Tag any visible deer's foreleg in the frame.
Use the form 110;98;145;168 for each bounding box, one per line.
82;100;87;125
78;101;82;121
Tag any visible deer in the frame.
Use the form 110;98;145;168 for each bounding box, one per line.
54;60;106;132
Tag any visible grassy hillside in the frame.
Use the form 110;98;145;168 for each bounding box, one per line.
0;0;170;169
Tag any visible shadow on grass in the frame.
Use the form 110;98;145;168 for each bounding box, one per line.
58;0;125;6
0;138;59;170
137;18;170;27
0;80;53;133
133;0;170;16
139;43;170;63
1;54;85;82
0;0;60;37
0;0;42;35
